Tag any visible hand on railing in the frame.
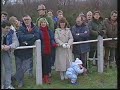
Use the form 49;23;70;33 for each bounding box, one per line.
98;30;104;37
112;38;117;41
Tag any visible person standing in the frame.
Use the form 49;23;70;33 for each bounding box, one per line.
71;16;90;69
1;11;8;23
55;17;73;80
86;11;93;23
53;10;64;29
36;4;55;76
37;18;58;84
12;15;40;87
1;20;19;89
103;10;117;69
36;4;54;31
88;11;106;65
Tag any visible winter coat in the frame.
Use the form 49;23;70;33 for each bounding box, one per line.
88;18;106;49
66;62;84;77
14;22;40;60
88;18;106;40
36;15;54;31
103;18;117;48
40;29;57;54
71;24;90;54
55;28;73;71
1;29;19;57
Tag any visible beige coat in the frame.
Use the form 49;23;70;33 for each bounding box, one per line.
55;28;73;71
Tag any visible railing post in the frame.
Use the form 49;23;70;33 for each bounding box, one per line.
35;39;42;85
97;35;104;73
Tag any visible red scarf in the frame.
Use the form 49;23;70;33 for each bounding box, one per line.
40;26;51;55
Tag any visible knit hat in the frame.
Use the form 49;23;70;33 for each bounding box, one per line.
37;18;49;27
75;58;83;65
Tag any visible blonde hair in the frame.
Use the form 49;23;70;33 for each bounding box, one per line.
37;18;49;27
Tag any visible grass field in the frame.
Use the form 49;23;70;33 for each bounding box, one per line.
14;62;117;89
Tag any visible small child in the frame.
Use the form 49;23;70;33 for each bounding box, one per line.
66;58;87;85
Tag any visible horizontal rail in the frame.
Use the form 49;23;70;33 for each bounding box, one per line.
73;38;117;45
16;45;36;49
15;38;117;49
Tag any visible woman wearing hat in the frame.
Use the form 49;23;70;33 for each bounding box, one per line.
37;18;58;84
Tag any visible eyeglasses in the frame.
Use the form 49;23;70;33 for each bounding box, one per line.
23;19;30;21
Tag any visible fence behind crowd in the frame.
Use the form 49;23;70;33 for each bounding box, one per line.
16;36;117;85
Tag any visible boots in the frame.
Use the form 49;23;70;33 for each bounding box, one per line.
43;75;51;84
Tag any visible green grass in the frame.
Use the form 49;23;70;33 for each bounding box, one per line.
14;62;117;89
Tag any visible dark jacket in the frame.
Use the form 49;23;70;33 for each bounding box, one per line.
88;18;106;50
14;22;40;60
88;18;106;40
71;24;90;54
103;18;117;48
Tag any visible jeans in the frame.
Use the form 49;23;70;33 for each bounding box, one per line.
1;51;12;88
13;57;32;83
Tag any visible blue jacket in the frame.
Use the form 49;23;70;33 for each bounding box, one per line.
71;24;90;54
53;16;59;29
14;22;40;60
66;62;84;76
2;29;14;45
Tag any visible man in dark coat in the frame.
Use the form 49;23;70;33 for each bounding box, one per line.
71;16;90;69
12;15;40;87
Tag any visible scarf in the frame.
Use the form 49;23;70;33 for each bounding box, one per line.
40;26;51;55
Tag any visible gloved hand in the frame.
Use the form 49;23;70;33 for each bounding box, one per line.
64;43;70;48
66;44;70;48
112;38;116;41
98;30;104;36
62;43;67;48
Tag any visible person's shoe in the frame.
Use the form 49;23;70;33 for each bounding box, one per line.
29;73;33;77
44;75;51;84
1;84;4;89
18;81;24;88
11;76;16;87
5;85;15;89
109;65;112;69
71;82;79;85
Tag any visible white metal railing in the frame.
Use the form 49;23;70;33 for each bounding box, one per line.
15;37;117;85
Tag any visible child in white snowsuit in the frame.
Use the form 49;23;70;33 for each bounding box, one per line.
66;58;87;85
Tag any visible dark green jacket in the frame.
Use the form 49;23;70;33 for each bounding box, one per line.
36;15;54;31
88;18;106;40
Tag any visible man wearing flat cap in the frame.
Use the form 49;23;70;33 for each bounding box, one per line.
36;4;54;31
